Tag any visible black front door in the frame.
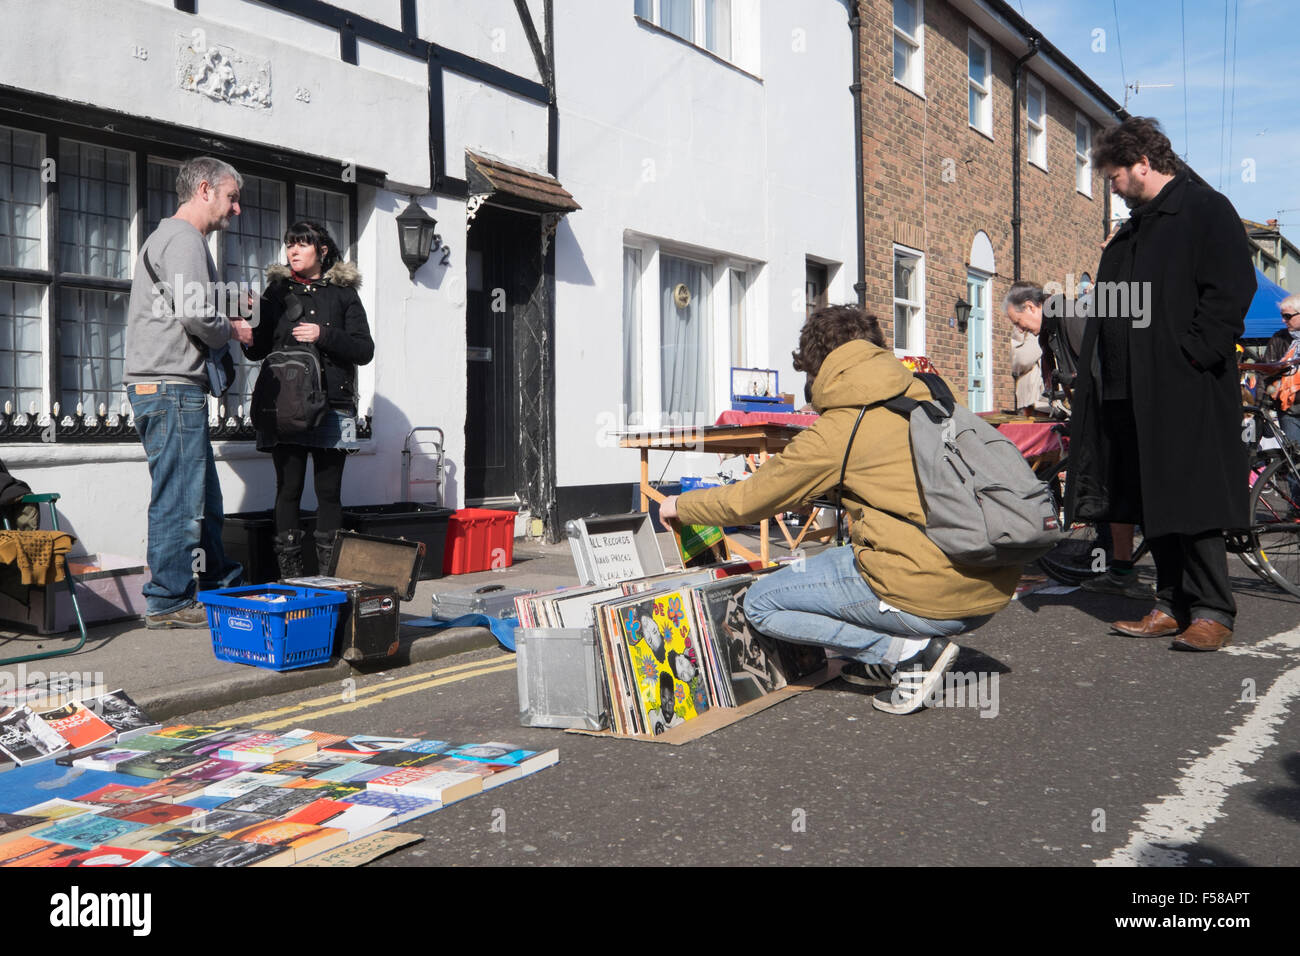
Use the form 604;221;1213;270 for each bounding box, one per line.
464;204;540;503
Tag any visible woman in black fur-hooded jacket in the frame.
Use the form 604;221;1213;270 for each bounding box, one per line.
245;220;374;577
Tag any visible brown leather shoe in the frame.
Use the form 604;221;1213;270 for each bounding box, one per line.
1170;618;1233;652
1112;609;1181;638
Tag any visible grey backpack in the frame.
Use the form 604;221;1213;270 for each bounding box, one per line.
843;373;1062;567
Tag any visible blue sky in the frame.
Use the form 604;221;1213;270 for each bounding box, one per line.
1017;0;1298;233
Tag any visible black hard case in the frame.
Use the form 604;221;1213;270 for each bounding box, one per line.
289;531;424;663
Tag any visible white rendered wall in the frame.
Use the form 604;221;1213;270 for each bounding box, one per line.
552;0;856;491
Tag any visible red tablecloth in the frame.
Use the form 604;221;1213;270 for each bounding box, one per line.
994;421;1064;457
714;410;820;428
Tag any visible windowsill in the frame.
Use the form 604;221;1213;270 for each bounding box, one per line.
633;16;762;82
969;123;994;142
1076;188;1093;200
1029;158;1048;173
0;441;376;466
893;77;926;100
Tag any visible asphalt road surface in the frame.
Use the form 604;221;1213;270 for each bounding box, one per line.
176;560;1300;869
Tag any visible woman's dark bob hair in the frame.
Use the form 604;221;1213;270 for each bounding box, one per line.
284;220;342;273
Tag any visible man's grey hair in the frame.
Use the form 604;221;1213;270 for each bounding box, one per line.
1003;280;1048;313
175;157;242;203
1281;293;1300;315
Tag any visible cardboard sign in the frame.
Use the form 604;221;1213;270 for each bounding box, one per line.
586;530;645;585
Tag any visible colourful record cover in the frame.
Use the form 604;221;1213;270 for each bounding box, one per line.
617;591;710;735
31;814;148;851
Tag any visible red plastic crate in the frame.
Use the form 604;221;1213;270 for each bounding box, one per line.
443;508;516;574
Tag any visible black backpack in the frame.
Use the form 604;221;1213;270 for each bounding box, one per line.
253;346;328;436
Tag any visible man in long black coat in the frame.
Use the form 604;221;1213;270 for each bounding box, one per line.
1063;116;1256;651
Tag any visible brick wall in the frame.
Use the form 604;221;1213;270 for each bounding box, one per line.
858;0;1111;412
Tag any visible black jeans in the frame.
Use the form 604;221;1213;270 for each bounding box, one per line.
272;444;346;535
1148;531;1236;628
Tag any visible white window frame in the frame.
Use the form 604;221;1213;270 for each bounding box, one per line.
633;0;755;72
892;244;926;358
1075;112;1093;197
622;234;757;429
967;29;992;138
892;0;925;97
1026;74;1047;170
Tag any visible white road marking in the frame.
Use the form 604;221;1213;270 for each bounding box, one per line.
1098;626;1300;866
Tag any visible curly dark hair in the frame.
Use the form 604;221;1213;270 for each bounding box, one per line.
791;305;884;383
1090;116;1180;175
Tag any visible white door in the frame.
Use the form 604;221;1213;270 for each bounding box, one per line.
966;271;991;412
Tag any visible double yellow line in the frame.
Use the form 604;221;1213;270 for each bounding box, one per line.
235;655;517;730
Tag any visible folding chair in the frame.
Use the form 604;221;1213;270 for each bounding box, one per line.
0;493;88;665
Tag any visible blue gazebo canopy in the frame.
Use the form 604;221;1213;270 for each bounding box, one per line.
1243;268;1292;339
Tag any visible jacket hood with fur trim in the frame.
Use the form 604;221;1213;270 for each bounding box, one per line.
266;260;362;288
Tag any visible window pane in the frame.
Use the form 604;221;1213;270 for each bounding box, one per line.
894;256;915;300
660;254;712;421
729;268;747;367
0;282;44;413
623;247;642;421
0;126;45;270
968;39;986;87
661;0;692;41
1076;119;1089;154
635;0;651;18
969;86;979;127
223;175;283;418
146;160;180;237
1027;85;1042;119
705;0;731;58
894;0;917;36
58;141;133;279
58;286;128;414
894;304;909;350
893;36;908;82
294;185;349;256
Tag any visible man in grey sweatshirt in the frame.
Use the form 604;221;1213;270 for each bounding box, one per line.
125;156;254;628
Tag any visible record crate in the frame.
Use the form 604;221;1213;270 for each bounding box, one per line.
442;508;516;574
197;585;349;671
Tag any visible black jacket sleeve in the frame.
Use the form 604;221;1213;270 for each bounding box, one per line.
244;284;285;362
317;288;374;367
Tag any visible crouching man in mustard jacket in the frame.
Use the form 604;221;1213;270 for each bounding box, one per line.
660;306;1019;715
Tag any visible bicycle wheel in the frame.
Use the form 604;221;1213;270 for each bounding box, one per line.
1248;455;1300;598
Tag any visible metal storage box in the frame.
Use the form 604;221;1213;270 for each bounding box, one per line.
284;530;424;664
515;627;608;730
430;583;534;621
565;512;667;586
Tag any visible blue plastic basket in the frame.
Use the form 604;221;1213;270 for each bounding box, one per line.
197;585;349;671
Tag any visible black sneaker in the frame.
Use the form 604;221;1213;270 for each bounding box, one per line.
1080;569;1155;600
871;638;960;715
145;601;209;630
840;661;896;687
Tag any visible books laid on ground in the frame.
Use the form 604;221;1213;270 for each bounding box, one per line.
0;690;558;867
37;703;116;752
80;690;160;741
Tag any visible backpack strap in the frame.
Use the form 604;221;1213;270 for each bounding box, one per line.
833;405;868;547
882;372;954;423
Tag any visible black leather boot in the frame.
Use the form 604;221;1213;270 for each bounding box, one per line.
314;530;336;576
272;529;305;580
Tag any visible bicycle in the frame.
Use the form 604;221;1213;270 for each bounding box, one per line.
1032;363;1300;597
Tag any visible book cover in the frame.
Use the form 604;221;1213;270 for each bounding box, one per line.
311;803;395;840
357;749;445;769
132;779;208;803
445;743;559;777
199;771;295;798
323;735;421;755
32;814;149;851
252;759;338;777
115;751;212;780
0;837;85;867
308;761;392;784
59;846;156;867
96;801;196;826
0;811;45;845
155;724;235;741
218;736;318;765
282;798;349;826
368;769;482;805
427;757;522;789
282;729;348;748
168;835;295;867
79;690;160;741
176;728;271;757
173;808;272;836
168;758;260;783
111;823;214;854
216;785;320;817
228;820;349;862
617;591;711;735
280;781;364;800
119;734;190;753
338;790;440;824
402;740;453;754
75;783;156;806
0;707;69;765
15;798;107;822
71;748;147;772
37;704;116;751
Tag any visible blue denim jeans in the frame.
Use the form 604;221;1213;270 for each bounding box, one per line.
742;545;990;667
128;383;242;614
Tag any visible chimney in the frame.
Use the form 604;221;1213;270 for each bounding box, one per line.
1267;219;1279;228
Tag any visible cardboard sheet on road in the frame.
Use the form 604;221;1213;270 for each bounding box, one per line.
565;659;842;746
